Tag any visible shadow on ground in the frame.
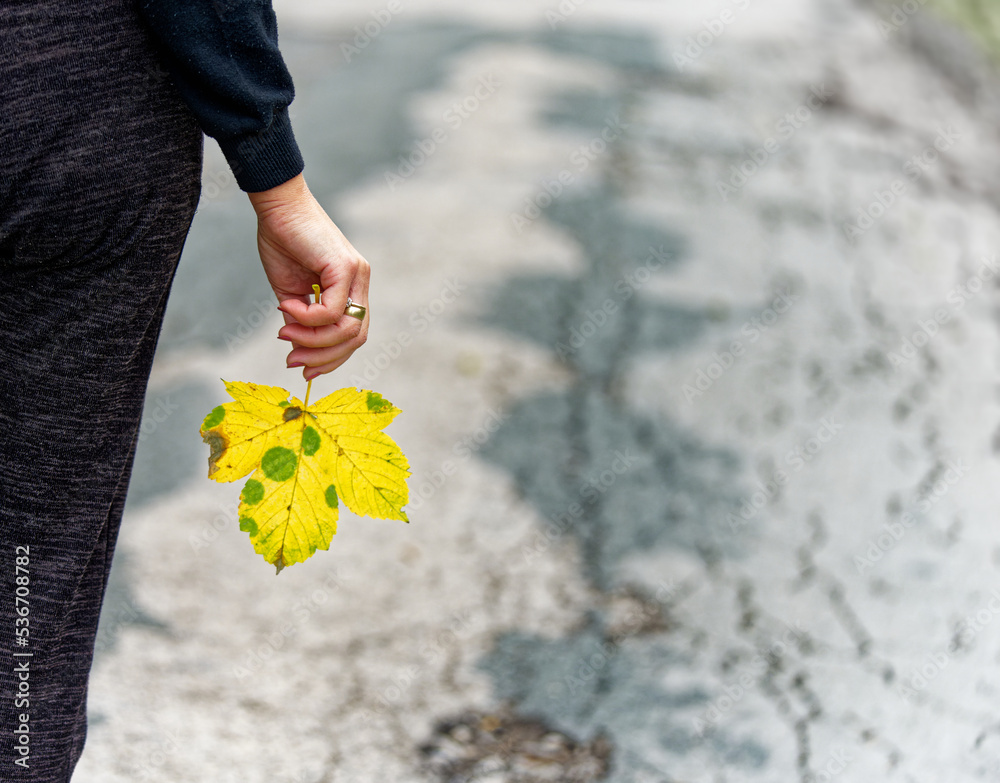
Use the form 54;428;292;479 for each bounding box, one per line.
469;111;761;780
108;19;771;779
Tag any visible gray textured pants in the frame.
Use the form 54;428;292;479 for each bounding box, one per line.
0;2;203;780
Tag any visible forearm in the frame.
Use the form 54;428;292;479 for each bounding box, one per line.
136;0;304;192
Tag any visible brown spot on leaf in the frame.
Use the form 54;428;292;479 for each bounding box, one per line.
202;431;229;478
283;406;302;421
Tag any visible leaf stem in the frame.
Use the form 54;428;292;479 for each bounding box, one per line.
304;284;322;408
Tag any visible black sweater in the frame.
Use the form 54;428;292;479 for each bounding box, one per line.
136;0;304;193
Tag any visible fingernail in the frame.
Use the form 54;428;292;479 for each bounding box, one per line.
304;370;320;381
277;335;293;342
287;362;305;369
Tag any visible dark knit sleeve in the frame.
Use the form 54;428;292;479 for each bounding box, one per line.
136;0;305;192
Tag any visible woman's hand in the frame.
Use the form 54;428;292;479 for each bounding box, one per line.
247;173;370;380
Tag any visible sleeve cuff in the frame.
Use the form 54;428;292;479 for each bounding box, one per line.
217;107;305;193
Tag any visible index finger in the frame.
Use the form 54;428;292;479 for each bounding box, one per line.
280;260;355;326
278;296;346;327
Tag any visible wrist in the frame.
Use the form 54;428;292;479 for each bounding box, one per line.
247;172;311;217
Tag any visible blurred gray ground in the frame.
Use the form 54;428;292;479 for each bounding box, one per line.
74;1;1000;781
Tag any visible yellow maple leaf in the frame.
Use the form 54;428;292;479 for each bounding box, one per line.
200;380;410;573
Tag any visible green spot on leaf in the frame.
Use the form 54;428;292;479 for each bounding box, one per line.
302;426;321;456
325;484;339;509
278;400;290;408
203;405;225;429
239;516;258;536
241;479;264;505
262;447;297;482
366;391;390;412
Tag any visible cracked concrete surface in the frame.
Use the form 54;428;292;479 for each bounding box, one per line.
73;1;1000;781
